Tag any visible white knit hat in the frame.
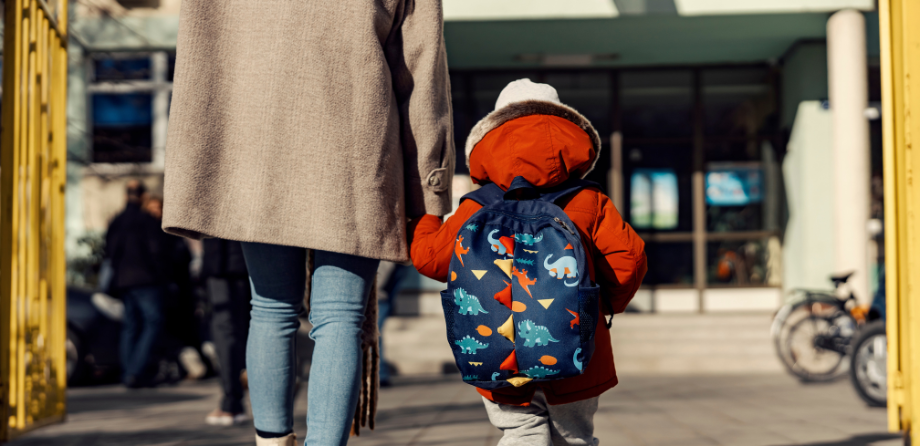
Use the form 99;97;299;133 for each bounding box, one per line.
464;78;601;174
495;79;562;110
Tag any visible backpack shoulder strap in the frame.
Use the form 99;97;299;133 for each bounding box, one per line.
460;183;505;207
538;179;599;205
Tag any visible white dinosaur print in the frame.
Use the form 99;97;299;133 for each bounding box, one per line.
544;254;578;287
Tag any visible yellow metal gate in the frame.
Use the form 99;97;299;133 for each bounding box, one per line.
0;0;68;440
880;0;920;443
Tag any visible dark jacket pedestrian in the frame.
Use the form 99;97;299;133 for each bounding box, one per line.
105;180;167;387
106;189;166;292
202;238;252;425
146;196;200;378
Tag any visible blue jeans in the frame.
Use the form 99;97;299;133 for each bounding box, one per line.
120;286;164;382
241;243;379;445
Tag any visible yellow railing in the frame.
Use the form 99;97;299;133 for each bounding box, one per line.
879;0;920;443
0;0;68;440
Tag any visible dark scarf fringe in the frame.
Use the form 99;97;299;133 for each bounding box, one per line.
353;279;379;436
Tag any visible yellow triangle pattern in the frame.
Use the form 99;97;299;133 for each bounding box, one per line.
497;315;515;343
506;376;533;387
538;299;554;309
469;362;483;366
493;259;513;278
472;270;488;280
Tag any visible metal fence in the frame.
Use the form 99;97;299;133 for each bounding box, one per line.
0;0;69;440
880;0;920;443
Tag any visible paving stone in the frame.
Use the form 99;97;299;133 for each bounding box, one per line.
8;373;900;446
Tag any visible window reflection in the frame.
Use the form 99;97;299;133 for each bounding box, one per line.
707;239;773;285
92;93;153;163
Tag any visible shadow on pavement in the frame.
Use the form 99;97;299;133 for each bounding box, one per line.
66;387;207;414
10;426;254;446
374;401;488;432
770;433;901;446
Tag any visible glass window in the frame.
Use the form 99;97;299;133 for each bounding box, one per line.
705;162;764;231
167;53;176;82
630;169;679;230
704;140;763;162
450;73;471;174
93;56;151;81
702;68;776;137
620;70;692;139
707;239;773;285
91;93;153;163
623;145;693;232
643;242;694;285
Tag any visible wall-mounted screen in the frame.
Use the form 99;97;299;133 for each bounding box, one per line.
705;163;763;206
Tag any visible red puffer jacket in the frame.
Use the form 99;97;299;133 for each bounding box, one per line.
409;112;647;405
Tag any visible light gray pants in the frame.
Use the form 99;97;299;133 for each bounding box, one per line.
482;390;600;446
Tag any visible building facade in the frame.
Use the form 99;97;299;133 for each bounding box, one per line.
65;0;882;312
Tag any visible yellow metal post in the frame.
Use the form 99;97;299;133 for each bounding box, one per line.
879;0;920;443
0;0;68;440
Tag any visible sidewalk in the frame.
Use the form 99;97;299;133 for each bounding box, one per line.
10;373;899;446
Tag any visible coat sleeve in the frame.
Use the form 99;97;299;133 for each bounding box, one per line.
591;193;648;314
409;200;482;282
386;0;454;218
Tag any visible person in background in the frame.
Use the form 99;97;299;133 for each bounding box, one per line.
201;238;252;426
105;180;167;388
144;195;202;382
375;262;412;387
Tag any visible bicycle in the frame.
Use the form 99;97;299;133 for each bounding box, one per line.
849;271;887;407
771;272;862;382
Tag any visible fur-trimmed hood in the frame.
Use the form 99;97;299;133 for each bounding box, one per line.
465;100;602;189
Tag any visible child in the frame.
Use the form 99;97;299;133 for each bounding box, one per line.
409;79;648;445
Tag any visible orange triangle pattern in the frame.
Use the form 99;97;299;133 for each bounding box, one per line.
493;281;512;309
564;243;574;250
500;350;518;373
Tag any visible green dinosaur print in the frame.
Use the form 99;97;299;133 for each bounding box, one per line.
465;223;480;232
514;258;534;266
454;288;488;316
462;375;479;381
521;366;559;379
514;232;543;246
491;372;500;381
518;320;560;347
455;335;489;354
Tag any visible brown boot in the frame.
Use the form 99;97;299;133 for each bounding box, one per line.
255;433;295;446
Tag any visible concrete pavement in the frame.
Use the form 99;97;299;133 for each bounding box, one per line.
9;373;899;446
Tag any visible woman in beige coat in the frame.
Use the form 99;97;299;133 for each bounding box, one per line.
162;1;453;444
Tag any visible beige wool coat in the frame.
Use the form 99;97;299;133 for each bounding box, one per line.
162;0;454;262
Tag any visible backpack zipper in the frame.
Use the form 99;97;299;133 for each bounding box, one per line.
554;217;575;235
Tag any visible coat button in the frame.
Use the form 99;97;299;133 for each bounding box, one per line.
428;176;441;186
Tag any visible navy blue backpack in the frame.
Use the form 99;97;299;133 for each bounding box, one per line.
441;176;606;390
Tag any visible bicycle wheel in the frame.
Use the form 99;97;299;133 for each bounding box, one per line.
784;315;846;381
849;320;887;407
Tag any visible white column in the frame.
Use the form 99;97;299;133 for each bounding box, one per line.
151;51;170;170
827;10;870;304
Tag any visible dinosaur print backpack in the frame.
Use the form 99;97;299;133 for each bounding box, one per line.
441;176;603;391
